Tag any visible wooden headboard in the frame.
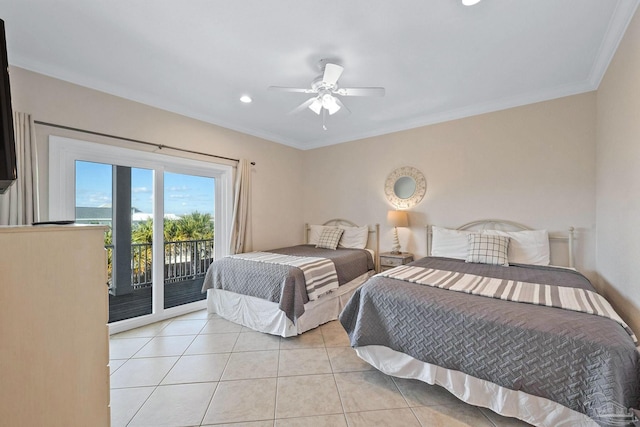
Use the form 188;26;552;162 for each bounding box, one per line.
426;219;575;268
305;219;381;272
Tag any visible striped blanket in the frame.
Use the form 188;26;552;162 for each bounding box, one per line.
230;252;339;301
381;265;639;346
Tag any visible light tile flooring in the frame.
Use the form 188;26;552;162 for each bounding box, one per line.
109;310;532;427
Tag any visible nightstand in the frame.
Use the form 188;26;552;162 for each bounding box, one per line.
379;252;414;271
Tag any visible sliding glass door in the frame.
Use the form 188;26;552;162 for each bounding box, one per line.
75;161;157;322
50;136;232;332
162;172;216;310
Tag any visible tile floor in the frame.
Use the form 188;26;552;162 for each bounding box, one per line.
109;310;532;427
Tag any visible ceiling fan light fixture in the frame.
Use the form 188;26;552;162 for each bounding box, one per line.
309;98;323;115
322;94;341;115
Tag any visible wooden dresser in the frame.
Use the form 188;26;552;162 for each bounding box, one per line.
0;225;110;426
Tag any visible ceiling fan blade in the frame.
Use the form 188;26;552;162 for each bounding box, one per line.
335;87;386;97
323;63;344;86
288;97;317;115
269;86;316;94
334;97;351;116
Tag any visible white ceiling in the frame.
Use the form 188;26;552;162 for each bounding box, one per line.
1;0;638;150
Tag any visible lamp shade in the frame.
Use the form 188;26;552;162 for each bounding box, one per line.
308;98;323;115
322;94;341;115
387;210;408;228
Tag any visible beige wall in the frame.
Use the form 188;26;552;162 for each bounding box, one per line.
302;93;598;276
596;9;640;334
9;67;304;250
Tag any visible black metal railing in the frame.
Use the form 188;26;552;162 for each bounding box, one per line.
106;238;214;292
163;239;215;285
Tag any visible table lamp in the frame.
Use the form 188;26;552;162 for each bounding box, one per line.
387;210;409;254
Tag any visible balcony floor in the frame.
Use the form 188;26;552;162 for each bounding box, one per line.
109;278;206;323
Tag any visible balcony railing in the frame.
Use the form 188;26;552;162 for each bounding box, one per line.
105;238;214;292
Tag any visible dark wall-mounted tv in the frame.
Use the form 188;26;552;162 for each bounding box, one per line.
0;19;16;194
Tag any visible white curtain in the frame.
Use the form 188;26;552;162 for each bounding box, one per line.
0;112;40;225
229;159;252;254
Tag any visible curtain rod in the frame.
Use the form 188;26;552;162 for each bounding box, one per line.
34;120;255;165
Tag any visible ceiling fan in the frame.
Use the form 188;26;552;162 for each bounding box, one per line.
268;59;385;130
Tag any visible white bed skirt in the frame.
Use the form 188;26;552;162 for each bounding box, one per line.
206;271;372;337
355;345;598;427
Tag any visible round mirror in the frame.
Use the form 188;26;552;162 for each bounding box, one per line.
394;176;416;199
384;166;427;209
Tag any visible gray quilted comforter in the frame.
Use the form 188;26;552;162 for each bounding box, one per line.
202;245;374;322
340;257;640;426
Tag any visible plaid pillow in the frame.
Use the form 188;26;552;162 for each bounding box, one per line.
466;234;510;266
316;227;344;250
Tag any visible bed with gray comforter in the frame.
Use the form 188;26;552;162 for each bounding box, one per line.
339;256;640;426
202;244;374;322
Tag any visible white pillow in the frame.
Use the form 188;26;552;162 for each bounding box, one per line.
308;225;338;245
338;225;369;249
431;226;478;260
483;229;550;265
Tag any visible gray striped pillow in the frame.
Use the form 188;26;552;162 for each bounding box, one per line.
466;234;510;266
316;228;344;250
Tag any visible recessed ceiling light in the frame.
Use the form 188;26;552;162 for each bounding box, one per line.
240;95;252;103
462;0;482;5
